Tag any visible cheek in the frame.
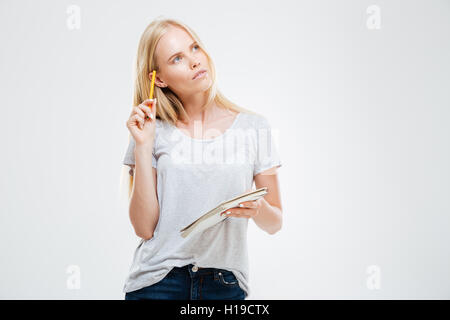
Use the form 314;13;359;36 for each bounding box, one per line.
167;67;192;86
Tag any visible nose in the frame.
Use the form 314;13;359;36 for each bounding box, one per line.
189;55;200;67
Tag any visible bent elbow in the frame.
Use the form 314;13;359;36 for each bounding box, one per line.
268;227;281;235
136;231;154;241
143;234;154;241
268;218;282;235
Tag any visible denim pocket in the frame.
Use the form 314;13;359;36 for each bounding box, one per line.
216;270;238;286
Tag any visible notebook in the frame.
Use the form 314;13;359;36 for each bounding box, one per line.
179;187;268;238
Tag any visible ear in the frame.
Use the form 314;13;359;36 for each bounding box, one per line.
149;72;167;88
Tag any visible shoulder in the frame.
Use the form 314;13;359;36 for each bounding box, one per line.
154;117;164;127
152;118;174;145
153;118;167;135
238;111;271;129
155;117;177;130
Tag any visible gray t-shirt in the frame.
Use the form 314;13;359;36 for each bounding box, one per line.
122;111;282;298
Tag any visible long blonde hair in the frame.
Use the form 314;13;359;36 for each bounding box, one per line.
120;17;258;200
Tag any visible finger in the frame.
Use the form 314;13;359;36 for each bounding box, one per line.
141;98;156;105
151;99;157;118
141;98;157;110
133;106;146;119
133;114;144;129
127;115;139;130
142;99;157;120
238;201;257;208
128;113;143;127
223;210;252;219
137;104;153;120
221;208;253;216
220;209;233;217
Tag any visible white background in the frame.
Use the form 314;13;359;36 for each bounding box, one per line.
0;0;449;299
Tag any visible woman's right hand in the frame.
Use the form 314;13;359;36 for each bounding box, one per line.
126;98;157;146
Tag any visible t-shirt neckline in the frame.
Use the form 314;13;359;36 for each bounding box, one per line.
170;112;242;142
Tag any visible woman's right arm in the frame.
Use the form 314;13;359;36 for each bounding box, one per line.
129;145;159;240
126;98;159;240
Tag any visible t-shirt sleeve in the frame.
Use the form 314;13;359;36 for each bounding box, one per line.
123;135;157;170
253;116;282;176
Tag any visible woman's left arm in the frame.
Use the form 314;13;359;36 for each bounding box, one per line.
220;166;282;235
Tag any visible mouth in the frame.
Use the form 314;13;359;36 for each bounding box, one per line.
192;69;207;80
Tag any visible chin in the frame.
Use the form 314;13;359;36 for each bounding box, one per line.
192;79;212;91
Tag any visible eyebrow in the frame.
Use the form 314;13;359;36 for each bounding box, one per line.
167;41;197;62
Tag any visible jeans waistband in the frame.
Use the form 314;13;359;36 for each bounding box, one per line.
171;264;216;273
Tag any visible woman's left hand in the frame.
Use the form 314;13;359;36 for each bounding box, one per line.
220;198;263;219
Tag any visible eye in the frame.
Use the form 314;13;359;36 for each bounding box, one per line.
173;45;200;63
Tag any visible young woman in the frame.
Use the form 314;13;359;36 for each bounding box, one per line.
122;17;283;300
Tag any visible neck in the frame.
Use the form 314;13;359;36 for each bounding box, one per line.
179;91;218;124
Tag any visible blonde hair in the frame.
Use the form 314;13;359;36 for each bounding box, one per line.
120;17;258;201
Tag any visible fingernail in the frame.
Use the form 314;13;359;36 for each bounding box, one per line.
239;204;244;207
226;211;231;215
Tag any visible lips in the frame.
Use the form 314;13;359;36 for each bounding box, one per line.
193;69;207;80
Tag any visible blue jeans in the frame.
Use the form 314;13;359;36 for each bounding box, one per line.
124;264;246;300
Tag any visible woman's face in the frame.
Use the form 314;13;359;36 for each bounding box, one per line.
154;25;211;96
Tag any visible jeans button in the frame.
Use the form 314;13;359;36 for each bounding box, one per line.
192;265;198;272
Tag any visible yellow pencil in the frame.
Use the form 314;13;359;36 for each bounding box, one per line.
146;70;156;120
149;70;156;99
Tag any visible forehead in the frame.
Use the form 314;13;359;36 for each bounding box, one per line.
156;25;194;59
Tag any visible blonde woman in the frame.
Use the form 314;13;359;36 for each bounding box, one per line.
122;17;283;300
